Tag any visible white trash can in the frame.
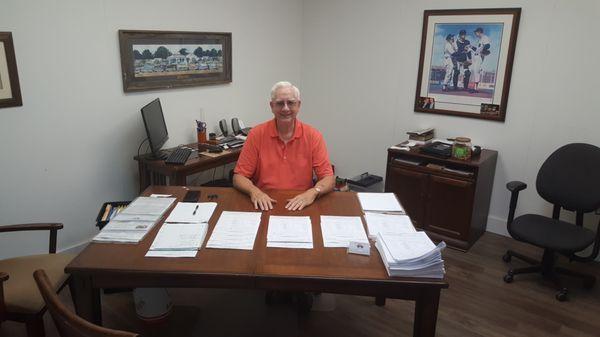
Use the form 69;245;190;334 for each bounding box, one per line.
133;288;173;323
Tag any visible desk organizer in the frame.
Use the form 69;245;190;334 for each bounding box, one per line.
95;201;131;230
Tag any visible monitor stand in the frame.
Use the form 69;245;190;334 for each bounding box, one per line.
146;150;169;160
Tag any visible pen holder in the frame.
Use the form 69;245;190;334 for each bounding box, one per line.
197;129;207;143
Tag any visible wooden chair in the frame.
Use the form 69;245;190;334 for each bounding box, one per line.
34;269;138;337
0;223;75;337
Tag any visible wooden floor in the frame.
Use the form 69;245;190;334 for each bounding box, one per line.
2;232;599;337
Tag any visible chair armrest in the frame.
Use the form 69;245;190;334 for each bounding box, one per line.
506;181;527;227
0;223;63;254
0;223;63;233
506;181;527;193
0;272;8;321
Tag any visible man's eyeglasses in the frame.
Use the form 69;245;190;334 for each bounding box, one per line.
273;100;299;108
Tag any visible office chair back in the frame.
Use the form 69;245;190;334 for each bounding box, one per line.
536;143;600;212
33;270;139;337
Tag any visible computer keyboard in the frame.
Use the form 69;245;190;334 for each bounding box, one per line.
165;147;192;165
226;139;245;148
217;135;237;144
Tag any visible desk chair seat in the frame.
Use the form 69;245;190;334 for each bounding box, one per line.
0;253;74;314
511;214;596;252
503;143;600;302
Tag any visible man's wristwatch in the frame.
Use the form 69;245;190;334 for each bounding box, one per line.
313;186;322;197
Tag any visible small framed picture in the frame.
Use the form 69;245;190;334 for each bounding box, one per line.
0;32;23;109
414;8;521;122
119;30;232;92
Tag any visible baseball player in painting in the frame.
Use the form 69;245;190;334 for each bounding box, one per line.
442;34;457;92
469;27;491;93
453;29;472;91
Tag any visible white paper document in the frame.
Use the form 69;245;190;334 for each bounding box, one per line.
206;211;262;250
165;202;217;223
267;216;313;249
145;223;208;257
145;250;198;258
357;193;404;213
364;213;416;240
320;216;369;248
149;223;208;251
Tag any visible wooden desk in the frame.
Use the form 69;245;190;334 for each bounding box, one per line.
134;143;241;192
66;186;448;337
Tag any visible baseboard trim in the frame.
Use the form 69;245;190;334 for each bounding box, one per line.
486;215;509;237
60;239;90;255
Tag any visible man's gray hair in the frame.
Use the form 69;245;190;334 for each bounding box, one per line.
270;81;301;100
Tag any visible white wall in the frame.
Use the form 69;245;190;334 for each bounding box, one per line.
0;0;302;259
300;0;600;236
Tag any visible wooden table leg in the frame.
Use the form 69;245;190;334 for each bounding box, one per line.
171;173;187;186
413;289;441;337
138;162;151;193
69;274;102;325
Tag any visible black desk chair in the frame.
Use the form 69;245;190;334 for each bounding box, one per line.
502;143;600;301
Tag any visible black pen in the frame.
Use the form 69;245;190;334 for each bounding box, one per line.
192;204;199;215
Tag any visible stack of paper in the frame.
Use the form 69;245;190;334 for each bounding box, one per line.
267;216;313;249
206;211;262;250
375;231;446;278
93;197;176;243
146;223;209;257
357;193;405;214
145;202;217;257
320;216;369;248
364;213;416;240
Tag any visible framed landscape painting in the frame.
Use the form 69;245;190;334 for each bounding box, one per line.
414;8;521;121
0;32;22;109
119;30;232;92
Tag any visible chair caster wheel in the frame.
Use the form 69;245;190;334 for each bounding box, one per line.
502;252;511;263
555;289;568;302
503;274;514;283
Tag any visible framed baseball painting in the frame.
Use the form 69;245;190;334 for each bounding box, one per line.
414;8;521;121
0;32;23;109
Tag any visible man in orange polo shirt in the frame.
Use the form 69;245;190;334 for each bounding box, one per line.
233;81;335;211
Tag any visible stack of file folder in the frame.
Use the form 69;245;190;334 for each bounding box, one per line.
146;202;217;257
93;196;176;243
375;231;446;279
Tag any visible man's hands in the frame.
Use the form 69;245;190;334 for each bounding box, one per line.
250;190;277;211
250;188;318;211
285;188;318;211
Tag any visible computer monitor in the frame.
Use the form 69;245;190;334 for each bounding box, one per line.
141;98;169;159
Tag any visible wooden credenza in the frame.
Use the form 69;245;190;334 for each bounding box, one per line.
385;147;498;251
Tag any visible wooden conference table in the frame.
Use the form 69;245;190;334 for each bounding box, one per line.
66;186;448;337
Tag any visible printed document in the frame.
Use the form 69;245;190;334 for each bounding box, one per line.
320;216;369;248
206;211;262;250
267;216;313;249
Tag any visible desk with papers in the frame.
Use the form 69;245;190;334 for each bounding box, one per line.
66;186;448;337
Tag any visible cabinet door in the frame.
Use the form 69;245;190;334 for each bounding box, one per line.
385;165;428;227
426;175;474;240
